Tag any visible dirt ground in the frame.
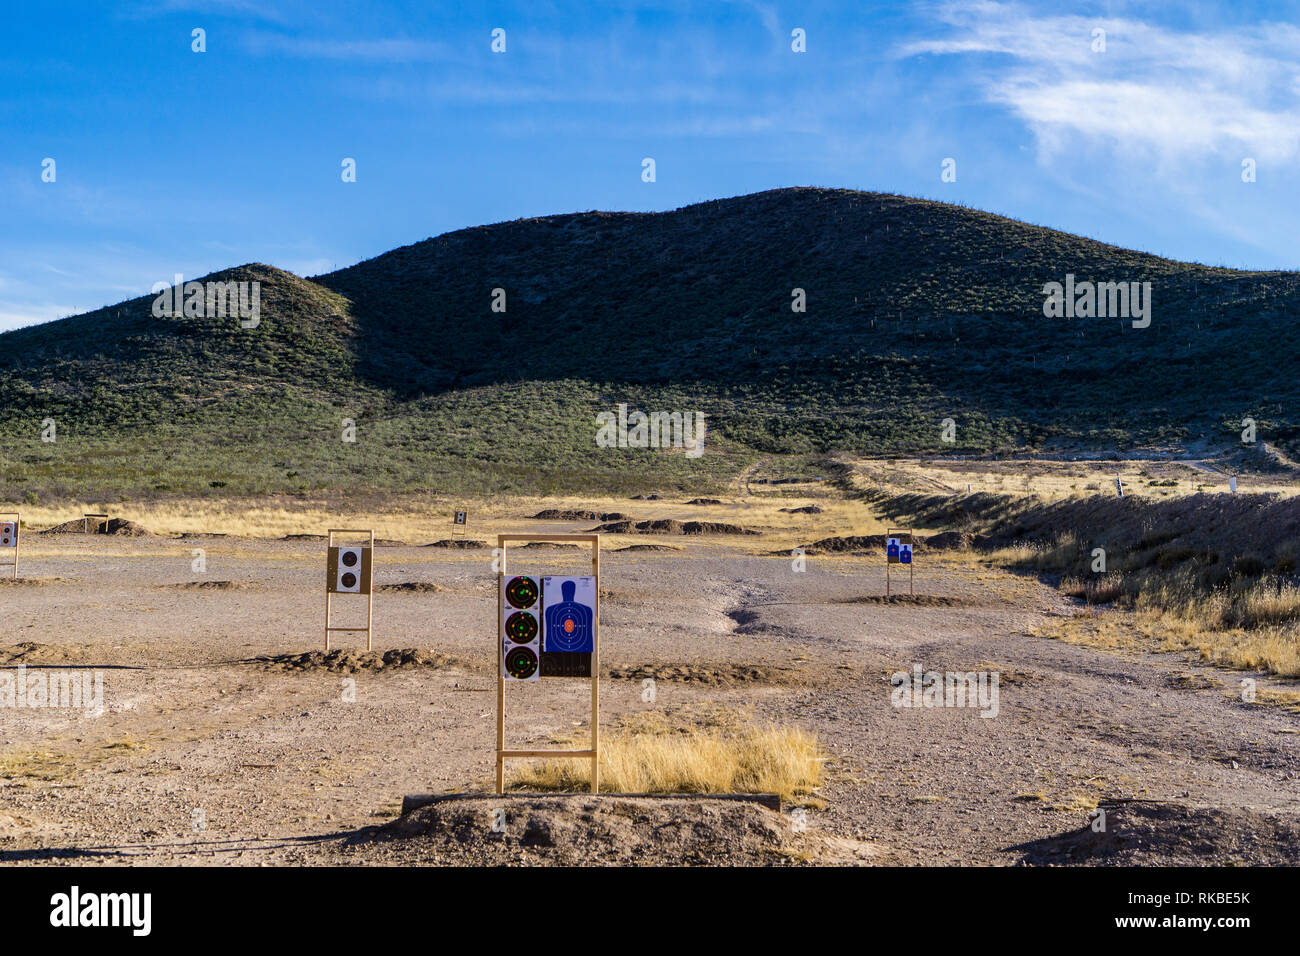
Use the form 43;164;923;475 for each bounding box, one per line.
2;503;1299;866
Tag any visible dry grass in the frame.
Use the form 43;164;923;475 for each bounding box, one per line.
6;489;857;548
844;455;1300;501
1038;610;1300;680
507;716;825;801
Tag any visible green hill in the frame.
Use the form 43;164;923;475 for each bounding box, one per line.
1;187;1296;499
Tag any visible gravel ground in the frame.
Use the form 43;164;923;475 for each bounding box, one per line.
2;532;1298;865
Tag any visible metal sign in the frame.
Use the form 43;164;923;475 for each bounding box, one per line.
496;533;601;794
324;530;375;651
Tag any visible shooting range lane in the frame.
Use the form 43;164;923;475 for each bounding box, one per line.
1;535;1298;864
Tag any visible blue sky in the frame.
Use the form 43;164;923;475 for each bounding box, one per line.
3;0;1298;330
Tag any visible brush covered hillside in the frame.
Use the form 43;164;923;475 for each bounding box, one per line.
1;187;1297;499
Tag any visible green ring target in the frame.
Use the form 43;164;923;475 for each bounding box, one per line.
505;610;538;643
505;646;539;680
505;575;539;609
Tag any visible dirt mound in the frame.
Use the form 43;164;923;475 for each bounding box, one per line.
0;642;93;665
281;533;326;541
607;662;804;686
1010;801;1300;866
245;648;461;673
592;519;760;536
165;580;241;590
685;498;723;505
177;532;230;539
356;795;876;866
374;538;407;547
0;577;64;587
613;544;683;552
518;541;580;549
630;494;662;500
377;582;442;592
529;509;630;521
40;517;151;536
836;594;976;607
780;505;823;514
802;534;889;552
423;539;487;549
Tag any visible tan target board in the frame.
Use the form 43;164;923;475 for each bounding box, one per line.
324;529;374;651
495;533;600;795
0;513;19;579
83;513;109;534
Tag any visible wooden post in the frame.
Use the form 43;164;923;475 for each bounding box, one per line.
591;541;600;794
366;529;374;651
496;543;506;794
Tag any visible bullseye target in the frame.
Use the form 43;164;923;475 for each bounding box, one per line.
504;646;539;680
505;610;538;643
327;545;372;594
501;574;541;682
505;575;539;609
0;521;15;548
540;575;595;677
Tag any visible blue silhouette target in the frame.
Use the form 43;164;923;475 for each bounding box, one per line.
899;543;913;565
543;577;595;653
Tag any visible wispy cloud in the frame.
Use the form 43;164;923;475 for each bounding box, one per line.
902;1;1300;167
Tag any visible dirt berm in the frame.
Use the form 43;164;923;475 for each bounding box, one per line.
590;519;760;536
40;517;151;536
347;795;879;865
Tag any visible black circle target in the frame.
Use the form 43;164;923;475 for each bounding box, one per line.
342;550;359;567
505;646;538;680
341;572;357;589
505;575;539;609
505;611;538;643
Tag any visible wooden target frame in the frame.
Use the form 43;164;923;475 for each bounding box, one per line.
83;513;109;534
886;527;914;596
0;512;19;579
495;533;600;795
325;528;374;652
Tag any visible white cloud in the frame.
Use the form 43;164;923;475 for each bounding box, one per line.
902;1;1300;167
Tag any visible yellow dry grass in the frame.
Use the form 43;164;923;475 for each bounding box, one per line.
840;454;1300;501
507;721;825;801
8;488;862;549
